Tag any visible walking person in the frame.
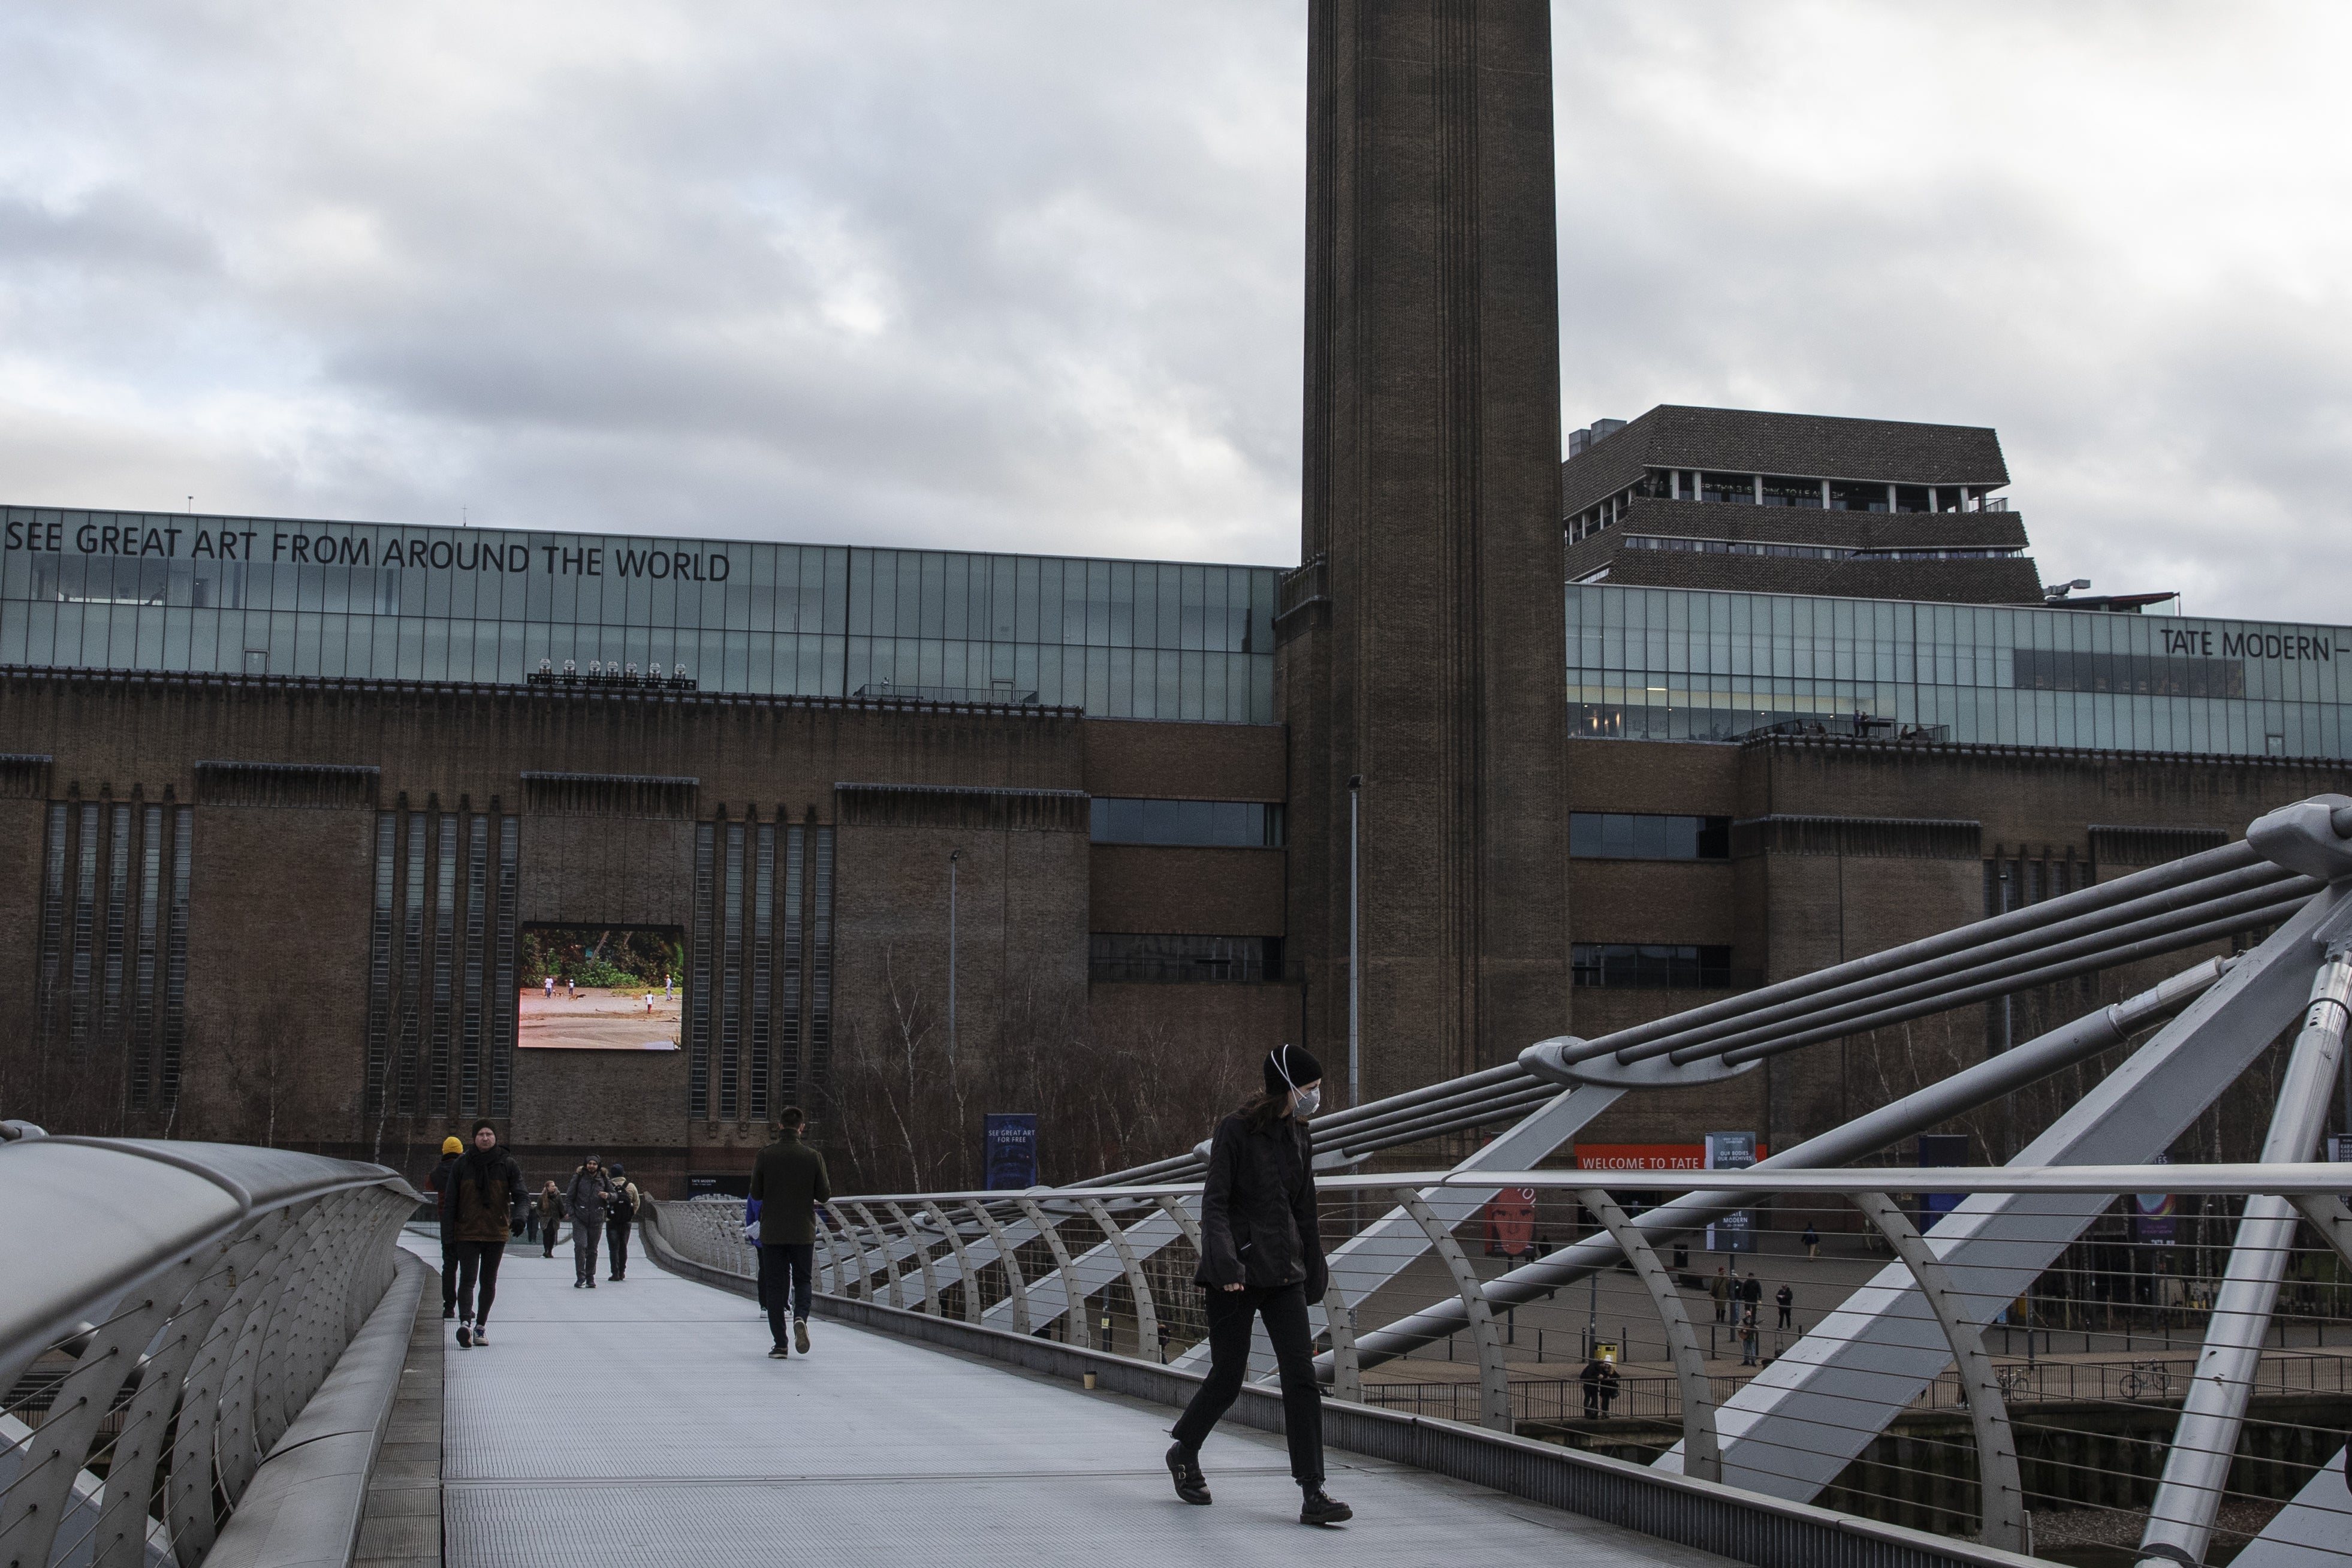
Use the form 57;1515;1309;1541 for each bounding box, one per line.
427;1135;463;1320
450;1120;524;1349
566;1155;613;1287
1776;1281;1794;1329
1710;1265;1729;1323
1741;1270;1764;1319
605;1161;640;1281
1579;1355;1606;1420
1598;1359;1620;1417
1165;1045;1352;1528
747;1107;831;1357
536;1180;564;1257
1803;1222;1820;1260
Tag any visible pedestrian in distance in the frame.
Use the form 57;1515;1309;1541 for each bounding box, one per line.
566;1155;613;1287
747;1106;831;1357
450;1120;525;1349
427;1135;463;1320
1803;1222;1821;1260
1742;1271;1763;1317
543;975;554;999
1710;1265;1729;1323
538;1180;564;1258
1598;1359;1620;1417
1579;1355;1606;1420
1165;1044;1352;1528
605;1161;640;1280
1740;1316;1760;1367
1776;1281;1794;1329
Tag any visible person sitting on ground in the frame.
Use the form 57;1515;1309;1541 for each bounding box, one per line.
747;1106;831;1358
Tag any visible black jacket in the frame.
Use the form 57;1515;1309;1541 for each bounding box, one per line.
427;1154;461;1238
1194;1110;1325;1298
749;1132;832;1246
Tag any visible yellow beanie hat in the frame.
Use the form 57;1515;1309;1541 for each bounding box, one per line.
442;1135;464;1154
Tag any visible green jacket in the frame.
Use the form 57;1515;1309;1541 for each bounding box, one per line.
749;1132;831;1246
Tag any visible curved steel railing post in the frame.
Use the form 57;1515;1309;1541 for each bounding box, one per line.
847;1203;901;1308
1851;1191;2027;1554
1077;1197;1157;1361
1395;1187;1512;1433
930;1205;982;1324
166;1207;296;1560
1322;1280;1362;1401
883;1202;939;1315
816;1208;852;1296
1015;1199;1091;1350
1580;1186;1721;1482
967;1202;1030;1336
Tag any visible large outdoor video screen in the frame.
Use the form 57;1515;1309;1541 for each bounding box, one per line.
518;925;685;1051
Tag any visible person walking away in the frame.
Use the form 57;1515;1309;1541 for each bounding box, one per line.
450;1120;524;1349
1776;1281;1794;1329
427;1136;463;1319
538;1180;564;1258
1598;1359;1620;1416
605;1161;640;1280
1710;1265;1729;1324
747;1107;831;1357
1741;1271;1763;1318
566;1156;613;1287
1579;1356;1605;1420
1165;1045;1352;1527
1803;1222;1820;1260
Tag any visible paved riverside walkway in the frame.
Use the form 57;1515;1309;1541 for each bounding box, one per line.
403;1232;1735;1568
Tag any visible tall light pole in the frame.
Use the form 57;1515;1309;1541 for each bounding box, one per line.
1347;774;1362;1109
948;849;959;1058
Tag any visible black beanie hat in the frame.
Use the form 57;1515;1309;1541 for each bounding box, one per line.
1264;1044;1324;1096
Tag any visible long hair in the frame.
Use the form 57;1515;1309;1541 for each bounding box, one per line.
1236;1087;1289;1132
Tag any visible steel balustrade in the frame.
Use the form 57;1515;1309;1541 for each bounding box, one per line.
0;1134;420;1568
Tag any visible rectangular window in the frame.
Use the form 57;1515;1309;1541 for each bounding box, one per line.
161;805;192;1105
1088;798;1286;847
1829;480;1889;512
460;814;488;1112
1757;475;1823;508
490;815;518;1115
719;820;744;1120
364;811;397;1125
808;826;835;1098
1568;813;1731;860
131;804;162;1106
430;813;457;1112
1570;943;1735;989
36;803;69;1054
749;822;774;1123
1088;933;1281;984
2013;648;2244;699
399;812;426;1112
1699;473;1754;505
778;824;806;1108
689;821;716;1119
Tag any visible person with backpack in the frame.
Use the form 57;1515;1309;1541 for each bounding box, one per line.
565;1155;614;1288
747;1106;831;1357
604;1161;641;1280
1164;1045;1352;1528
450;1120;525;1349
426;1135;463;1319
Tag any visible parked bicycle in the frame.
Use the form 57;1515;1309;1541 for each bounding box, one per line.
2118;1361;2172;1400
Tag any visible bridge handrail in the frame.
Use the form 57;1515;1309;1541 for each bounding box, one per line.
1;1129;421;1568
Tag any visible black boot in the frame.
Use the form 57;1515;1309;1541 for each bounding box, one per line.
1165;1443;1210;1506
1299;1487;1352;1526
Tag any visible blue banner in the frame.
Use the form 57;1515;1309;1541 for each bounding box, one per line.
985;1113;1039;1190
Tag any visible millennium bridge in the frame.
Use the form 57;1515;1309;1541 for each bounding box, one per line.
7;795;2352;1568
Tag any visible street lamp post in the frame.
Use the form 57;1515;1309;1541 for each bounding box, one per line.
948;849;959;1058
1348;774;1362;1109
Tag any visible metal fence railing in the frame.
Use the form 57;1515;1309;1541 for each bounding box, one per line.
1;1126;420;1568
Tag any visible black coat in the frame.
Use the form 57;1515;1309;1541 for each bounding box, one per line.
1194;1110;1326;1298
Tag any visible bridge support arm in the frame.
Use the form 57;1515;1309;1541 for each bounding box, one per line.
1078;1197;1159;1361
1015;1199;1091;1349
1852;1192;2027;1554
883;1201;939;1315
1395;1187;1512;1433
968;1202;1031;1335
1580;1187;1721;1482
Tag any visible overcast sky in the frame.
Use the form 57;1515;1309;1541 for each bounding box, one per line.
2;3;2345;622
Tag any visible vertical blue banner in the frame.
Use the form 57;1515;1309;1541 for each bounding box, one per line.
1705;1131;1757;1252
985;1112;1039;1190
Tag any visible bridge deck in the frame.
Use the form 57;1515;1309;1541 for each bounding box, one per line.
409;1234;1732;1567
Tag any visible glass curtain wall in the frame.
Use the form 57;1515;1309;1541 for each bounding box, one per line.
1567;583;2352;759
0;508;1280;724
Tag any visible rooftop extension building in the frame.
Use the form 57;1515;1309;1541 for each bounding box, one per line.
1563;405;2048;606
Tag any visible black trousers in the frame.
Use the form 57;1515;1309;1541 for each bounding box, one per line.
440;1235;460;1311
759;1244;815;1344
1171;1283;1323;1487
606;1217;632;1277
454;1240;505;1324
1778;1306;1792;1328
542;1217;559;1258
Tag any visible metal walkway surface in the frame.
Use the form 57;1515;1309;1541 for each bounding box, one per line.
405;1235;1736;1568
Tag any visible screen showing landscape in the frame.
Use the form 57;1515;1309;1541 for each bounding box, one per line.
518;925;685;1051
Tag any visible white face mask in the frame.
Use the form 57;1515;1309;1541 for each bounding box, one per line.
1291;1086;1321;1118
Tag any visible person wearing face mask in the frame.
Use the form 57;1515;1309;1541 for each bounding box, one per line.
1165;1044;1351;1528
565;1155;614;1288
